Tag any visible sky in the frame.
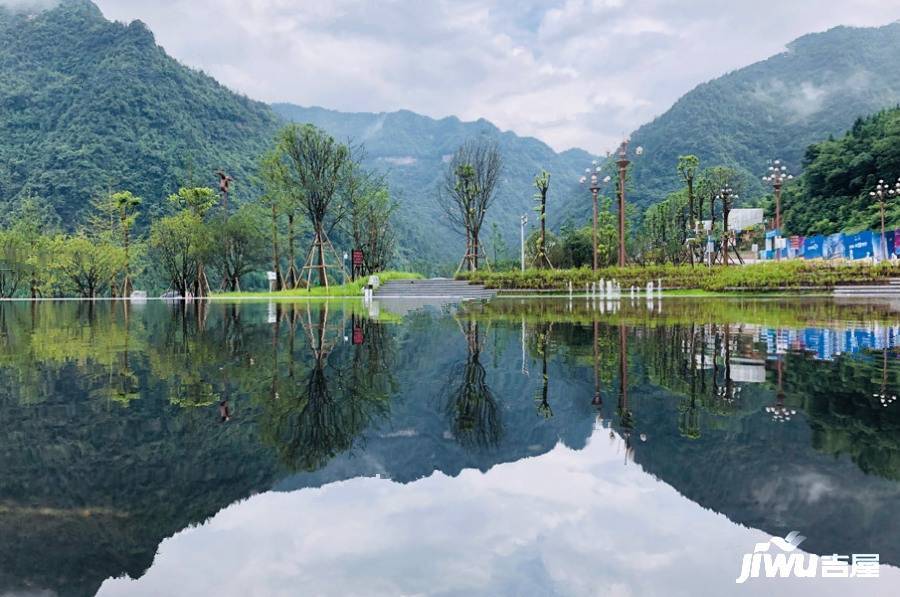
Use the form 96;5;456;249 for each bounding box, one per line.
85;0;900;154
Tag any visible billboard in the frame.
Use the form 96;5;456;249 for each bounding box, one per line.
844;231;874;260
803;235;825;259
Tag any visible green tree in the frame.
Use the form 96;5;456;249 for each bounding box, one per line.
210;204;269;292
150;212;212;297
167;187;217;295
56;234;126;298
264;124;352;288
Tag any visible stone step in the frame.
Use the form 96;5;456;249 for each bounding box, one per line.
374;279;496;300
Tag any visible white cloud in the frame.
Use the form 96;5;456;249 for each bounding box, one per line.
95;431;900;596
91;0;900;153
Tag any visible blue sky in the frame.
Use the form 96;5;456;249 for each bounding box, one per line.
46;1;900;152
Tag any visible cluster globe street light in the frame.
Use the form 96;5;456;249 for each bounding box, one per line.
580;161;612;271
762;160;793;261
871;178;899;261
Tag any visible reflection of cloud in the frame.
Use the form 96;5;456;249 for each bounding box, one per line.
96;432;900;596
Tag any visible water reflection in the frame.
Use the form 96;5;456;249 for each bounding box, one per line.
0;298;899;595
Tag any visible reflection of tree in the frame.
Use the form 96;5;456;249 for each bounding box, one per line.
445;319;502;449
259;304;391;472
532;322;553;419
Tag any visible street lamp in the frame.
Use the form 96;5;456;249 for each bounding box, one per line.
580;163;611;271
714;184;739;265
872;178;897;262
615;140;643;267
520;213;529;272
762;160;793;261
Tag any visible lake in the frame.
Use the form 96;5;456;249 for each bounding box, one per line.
2;297;899;596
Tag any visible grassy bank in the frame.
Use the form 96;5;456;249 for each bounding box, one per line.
458;261;900;292
215;271;423;298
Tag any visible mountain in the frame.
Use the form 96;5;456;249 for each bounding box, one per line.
0;0;595;274
272;104;594;272
6;0;900;272
0;0;281;224
782;106;900;235
557;22;900;226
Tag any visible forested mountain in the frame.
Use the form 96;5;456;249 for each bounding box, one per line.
781;106;900;235
0;0;594;274
271;105;593;270
557;22;900;225
0;0;280;225
5;0;900;271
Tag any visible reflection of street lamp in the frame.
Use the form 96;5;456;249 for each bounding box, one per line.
763;161;792;261
614;140;643;267
766;356;796;422
580;164;612;271
520;214;528;272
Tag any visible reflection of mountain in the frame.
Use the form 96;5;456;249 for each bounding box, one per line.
618;323;900;565
2;301;900;595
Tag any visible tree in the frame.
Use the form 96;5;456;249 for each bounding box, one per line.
56;234;126;298
103;191;142;296
150;212;212;297
258;175;286;292
677;155;700;264
261;151;303;288
346;171;397;276
677;155;700;227
532;170;552;268
0;230;28;298
167;187;217;296
438;139;503;271
264;124;352;288
7;196;60;299
210;204;269;292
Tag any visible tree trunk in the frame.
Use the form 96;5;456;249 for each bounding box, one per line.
317;227;328;287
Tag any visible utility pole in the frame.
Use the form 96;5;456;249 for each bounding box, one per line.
520;214;528;272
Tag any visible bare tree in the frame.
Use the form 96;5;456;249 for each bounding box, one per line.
438;139;503;271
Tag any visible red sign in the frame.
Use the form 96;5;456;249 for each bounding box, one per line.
352;250;364;267
352;326;365;346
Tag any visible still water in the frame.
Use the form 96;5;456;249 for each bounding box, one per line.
2;298;900;596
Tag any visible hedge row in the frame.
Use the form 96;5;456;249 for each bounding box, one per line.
457;261;900;292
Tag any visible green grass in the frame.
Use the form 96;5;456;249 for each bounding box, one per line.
459;261;900;292
214;271;423;299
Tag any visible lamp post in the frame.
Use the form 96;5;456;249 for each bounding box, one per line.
714;184;739;266
872;179;896;262
762;160;793;261
580;163;611;271
615;140;643;268
520;214;528;272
